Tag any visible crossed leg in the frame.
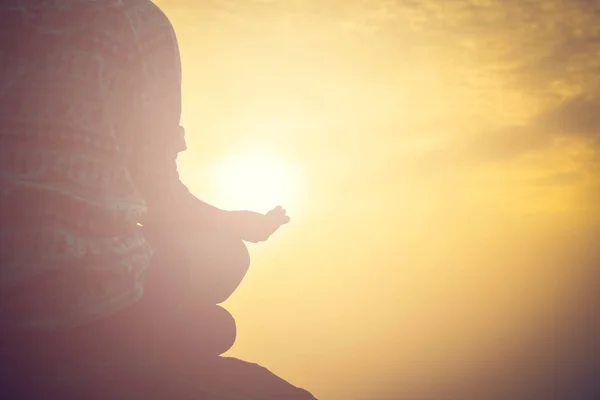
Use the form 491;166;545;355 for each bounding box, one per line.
184;231;251;306
141;226;251;358
0;226;252;398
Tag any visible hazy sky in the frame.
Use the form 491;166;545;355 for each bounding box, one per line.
156;1;599;399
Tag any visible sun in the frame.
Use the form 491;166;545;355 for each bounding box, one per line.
212;148;299;214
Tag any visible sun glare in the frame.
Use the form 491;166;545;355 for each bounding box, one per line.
212;148;299;213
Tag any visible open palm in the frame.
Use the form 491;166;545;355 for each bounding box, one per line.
232;206;290;243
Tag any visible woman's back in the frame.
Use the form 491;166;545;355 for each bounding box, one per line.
0;0;152;332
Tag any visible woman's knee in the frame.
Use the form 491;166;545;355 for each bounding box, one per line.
212;235;250;271
188;236;250;305
158;305;236;367
228;237;251;277
182;305;237;357
205;305;237;356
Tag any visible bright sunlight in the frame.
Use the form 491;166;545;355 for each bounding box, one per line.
212;148;299;214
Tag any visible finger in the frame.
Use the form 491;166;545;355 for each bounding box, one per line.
267;206;285;214
267;206;286;217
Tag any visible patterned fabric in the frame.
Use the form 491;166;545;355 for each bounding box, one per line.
0;0;186;331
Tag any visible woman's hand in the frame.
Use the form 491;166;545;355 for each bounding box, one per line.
229;206;290;243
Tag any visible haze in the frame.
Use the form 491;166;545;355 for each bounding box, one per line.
155;1;600;399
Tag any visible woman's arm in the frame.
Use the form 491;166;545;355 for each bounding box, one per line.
116;3;289;241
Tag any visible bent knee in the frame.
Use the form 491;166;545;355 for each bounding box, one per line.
166;305;237;360
191;305;237;356
228;237;250;272
197;236;249;278
188;235;250;305
187;234;249;270
211;305;237;355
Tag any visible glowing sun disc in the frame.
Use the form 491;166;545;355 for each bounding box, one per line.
212;149;299;213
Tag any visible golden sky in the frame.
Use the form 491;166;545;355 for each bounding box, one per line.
156;1;599;399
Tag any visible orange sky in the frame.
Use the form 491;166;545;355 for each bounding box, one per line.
156;1;599;399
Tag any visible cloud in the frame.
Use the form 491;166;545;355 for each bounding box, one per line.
538;95;600;138
460;94;600;164
529;171;583;187
464;94;600;162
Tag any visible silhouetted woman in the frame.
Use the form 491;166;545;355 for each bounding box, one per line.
0;0;291;396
